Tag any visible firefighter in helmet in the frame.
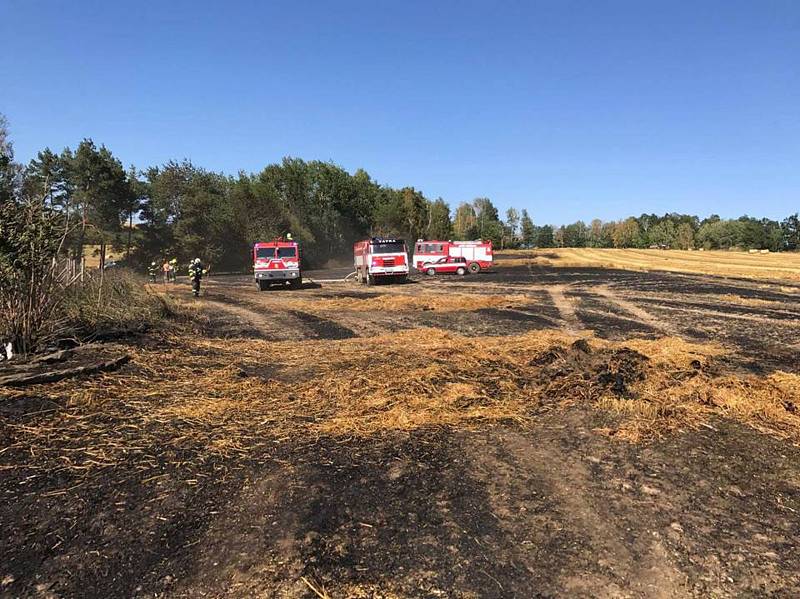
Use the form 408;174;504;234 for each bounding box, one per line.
188;258;207;297
147;261;158;283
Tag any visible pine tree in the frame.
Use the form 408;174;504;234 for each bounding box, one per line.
520;210;535;247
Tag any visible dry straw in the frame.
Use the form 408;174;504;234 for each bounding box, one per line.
3;327;799;482
246;291;533;314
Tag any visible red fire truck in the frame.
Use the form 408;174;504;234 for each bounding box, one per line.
253;239;301;290
412;239;493;273
354;237;409;285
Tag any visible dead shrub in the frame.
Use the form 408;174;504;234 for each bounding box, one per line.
0;197;75;354
62;269;172;339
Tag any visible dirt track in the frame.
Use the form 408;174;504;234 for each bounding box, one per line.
2;263;800;598
205;264;800;372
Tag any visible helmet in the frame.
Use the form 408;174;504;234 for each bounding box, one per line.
193;258;201;264
170;258;177;264
151;261;156;266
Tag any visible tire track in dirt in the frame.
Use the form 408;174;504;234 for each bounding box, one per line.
288;310;356;340
204;296;357;341
638;295;800;322
468;428;690;597
523;262;589;334
593;285;681;336
645;302;800;326
546;285;587;334
203;299;308;341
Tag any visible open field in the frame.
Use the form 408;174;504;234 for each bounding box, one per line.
2;262;800;597
81;245;127;269
496;248;800;282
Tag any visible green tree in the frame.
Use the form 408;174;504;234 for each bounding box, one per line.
124;165;145;260
763;219;784;252
520;210;535;247
140;161;234;266
612;217;642;248
674;222;695;250
24;148;72;207
782;214;800;250
504;207;520;248
426;198;452;239
563;221;588;247
553;226;565;247
372;185;429;245
68;139;131;260
536;224;554;248
600;222;616;247
172;172;231;267
647;220;676;248
472;197;504;244
636;213;659;245
401;187;428;243
227;171;296;266
736;216;767;250
696;219;741;249
453;202;477;239
0;114;20;204
372;187;405;237
588;219;603;247
473;198;496;231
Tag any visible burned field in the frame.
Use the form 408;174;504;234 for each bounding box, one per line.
2;263;800;597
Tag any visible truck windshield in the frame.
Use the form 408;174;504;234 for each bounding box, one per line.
370;242;406;254
277;247;297;259
256;247;274;259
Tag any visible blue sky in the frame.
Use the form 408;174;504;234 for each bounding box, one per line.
1;0;798;224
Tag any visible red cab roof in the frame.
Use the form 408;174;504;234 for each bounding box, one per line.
254;240;298;248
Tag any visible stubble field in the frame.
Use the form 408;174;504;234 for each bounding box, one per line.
2;254;800;598
496;247;800;282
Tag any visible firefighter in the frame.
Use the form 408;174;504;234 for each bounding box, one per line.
147;261;158;283
169;258;178;282
188;258;206;297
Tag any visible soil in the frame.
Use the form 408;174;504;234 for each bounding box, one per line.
2;262;800;597
288;311;357;340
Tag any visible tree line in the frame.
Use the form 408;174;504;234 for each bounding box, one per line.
520;213;800;253
3;117;799;271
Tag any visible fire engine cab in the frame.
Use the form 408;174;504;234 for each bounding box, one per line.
413;240;493;273
253;239;301;290
354;238;409;285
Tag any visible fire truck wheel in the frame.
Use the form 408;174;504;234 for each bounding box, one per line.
468;262;481;273
426;267;436;276
456;267;467;276
290;278;302;289
257;280;268;291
